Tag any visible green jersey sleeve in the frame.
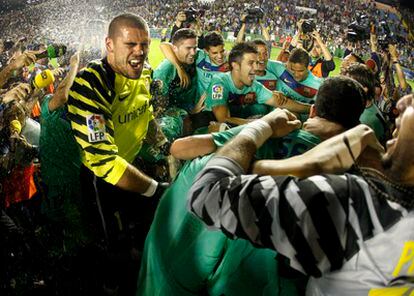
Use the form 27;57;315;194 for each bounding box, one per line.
253;80;273;104
205;76;229;110
211;125;244;147
266;60;286;77
154;60;176;97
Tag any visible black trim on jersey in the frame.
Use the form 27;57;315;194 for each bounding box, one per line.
368;178;403;229
348;177;375;240
280;195;322;277
343;175;366;260
72;129;90;143
201;206;215;227
101;166;114;180
279;179;322;277
226;176;245;238
69;91;112;121
299;178;345;272
189;185;204;210
101;57;116;92
247;180;275;249
84;145;117;156
91;156;117;167
67;112;86;127
72;73;111;107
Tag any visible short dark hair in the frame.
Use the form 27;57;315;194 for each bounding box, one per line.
345;52;365;64
228;42;257;70
172;28;197;45
204;31;224;50
108;14;149;38
251;39;267;47
315;76;366;129
288;48;310;67
343;63;375;102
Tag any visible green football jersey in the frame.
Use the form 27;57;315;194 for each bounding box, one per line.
213;125;321;159
195;49;229;101
154;59;198;112
360;103;386;143
267;60;322;104
256;65;278;91
40;95;81;188
205;72;273;118
137;126;320;296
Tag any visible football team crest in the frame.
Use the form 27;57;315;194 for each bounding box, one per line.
86;114;107;142
212;84;223;100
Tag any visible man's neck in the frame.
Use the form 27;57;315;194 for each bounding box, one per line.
231;72;244;89
302;117;345;141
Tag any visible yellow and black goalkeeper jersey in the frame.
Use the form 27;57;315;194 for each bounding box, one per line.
68;58;154;185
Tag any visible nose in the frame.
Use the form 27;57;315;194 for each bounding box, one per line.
293;72;301;80
133;44;144;55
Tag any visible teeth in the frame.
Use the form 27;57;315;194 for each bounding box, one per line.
130;59;140;66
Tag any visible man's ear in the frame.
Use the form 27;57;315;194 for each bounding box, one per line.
105;37;114;53
231;61;240;72
309;104;317;118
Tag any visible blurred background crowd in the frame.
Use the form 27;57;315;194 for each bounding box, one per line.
0;0;413;295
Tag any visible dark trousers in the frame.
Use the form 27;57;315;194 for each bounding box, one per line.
76;166;158;296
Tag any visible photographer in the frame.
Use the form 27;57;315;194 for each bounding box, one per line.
169;11;187;42
169;9;203;43
290;19;335;78
236;8;271;54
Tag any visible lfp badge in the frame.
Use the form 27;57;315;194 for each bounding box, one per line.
212;84;223;100
86;114;107;143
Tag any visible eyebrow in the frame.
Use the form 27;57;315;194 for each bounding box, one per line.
124;41;149;45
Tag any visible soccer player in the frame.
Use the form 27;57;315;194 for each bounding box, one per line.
203;42;311;126
137;76;367;295
67;13;167;294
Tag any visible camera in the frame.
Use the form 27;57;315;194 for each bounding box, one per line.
377;21;397;50
184;7;206;24
347;14;370;42
245;7;264;23
3;39;15;51
301;19;316;34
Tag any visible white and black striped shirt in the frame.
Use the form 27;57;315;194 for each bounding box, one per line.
188;156;414;295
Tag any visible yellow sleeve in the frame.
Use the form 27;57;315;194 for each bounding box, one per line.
67;70;127;185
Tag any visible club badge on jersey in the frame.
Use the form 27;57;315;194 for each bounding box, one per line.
86;114;107;143
212;85;223;100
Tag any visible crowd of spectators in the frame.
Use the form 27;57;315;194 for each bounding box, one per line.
0;0;413;294
0;0;413;69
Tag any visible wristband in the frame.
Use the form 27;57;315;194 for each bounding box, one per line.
142;179;158;197
238;119;273;148
392;60;399;64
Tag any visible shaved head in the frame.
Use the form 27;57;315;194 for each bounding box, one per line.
108;13;149;39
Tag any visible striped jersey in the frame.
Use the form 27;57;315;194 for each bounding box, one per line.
195;49;229;99
268;60;322;104
188;156;414;295
67;58;154;185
